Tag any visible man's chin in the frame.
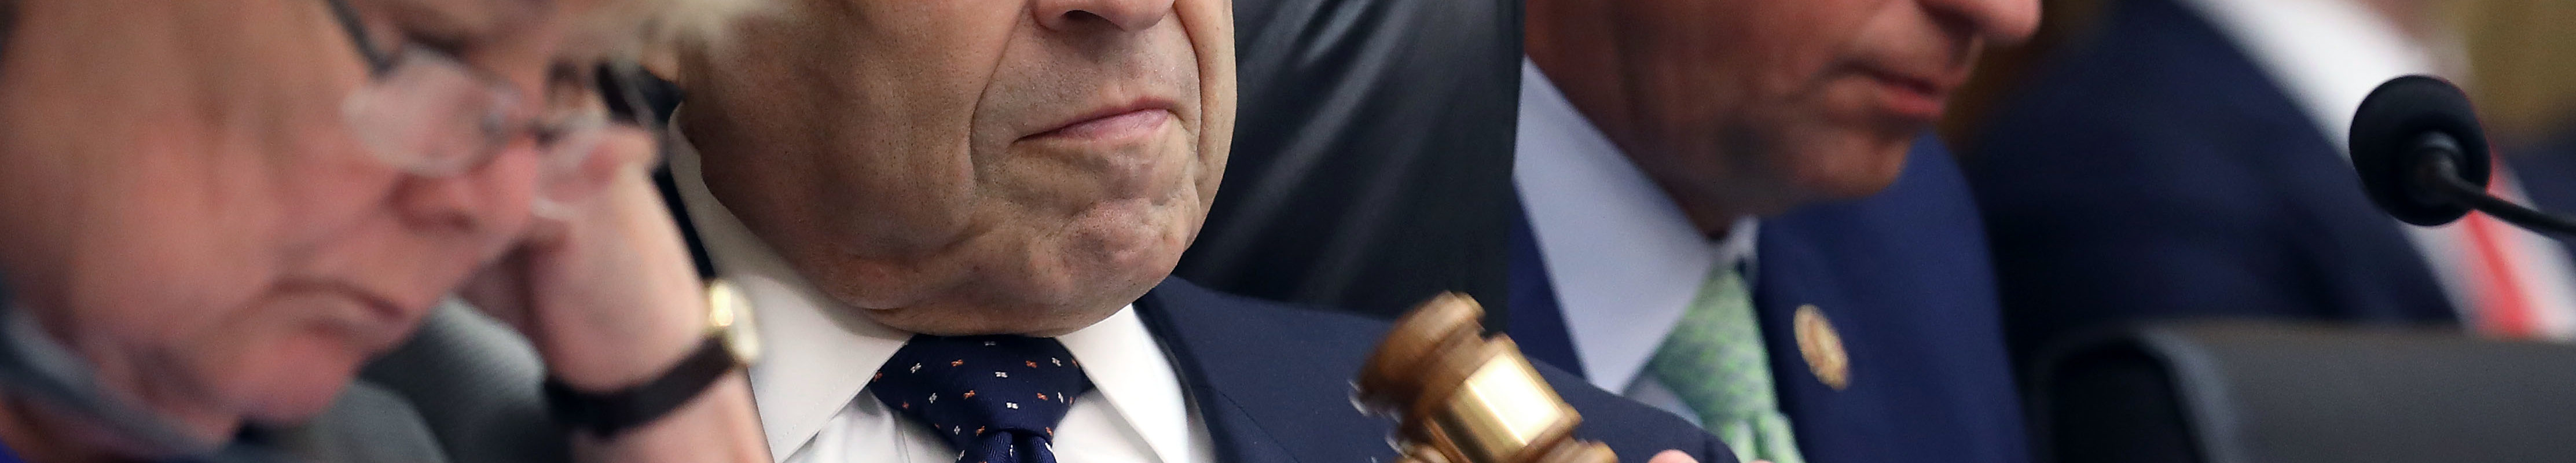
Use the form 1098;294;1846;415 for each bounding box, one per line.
860;301;1128;337
1787;132;1914;201
862;255;1172;336
236;364;362;426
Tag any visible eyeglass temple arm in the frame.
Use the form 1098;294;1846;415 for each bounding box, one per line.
322;0;396;74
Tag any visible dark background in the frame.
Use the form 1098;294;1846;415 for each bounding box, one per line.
1177;0;1525;324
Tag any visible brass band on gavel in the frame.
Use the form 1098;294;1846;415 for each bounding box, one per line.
1356;293;1620;463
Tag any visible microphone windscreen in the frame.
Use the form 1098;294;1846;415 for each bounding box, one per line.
2350;75;2491;226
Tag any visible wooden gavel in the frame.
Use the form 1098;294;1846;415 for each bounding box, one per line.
1355;293;1619;463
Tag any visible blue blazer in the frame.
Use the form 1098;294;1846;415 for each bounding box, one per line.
1508;136;2031;463
1965;0;2502;364
1133;277;1736;463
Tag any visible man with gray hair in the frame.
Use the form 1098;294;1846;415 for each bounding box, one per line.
0;1;769;461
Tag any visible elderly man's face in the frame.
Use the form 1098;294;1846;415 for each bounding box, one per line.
680;0;1235;335
0;0;629;445
1536;0;2036;221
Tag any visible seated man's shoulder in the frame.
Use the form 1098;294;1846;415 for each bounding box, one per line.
1135;277;1392;367
1531;362;1734;462
1139;278;1733;463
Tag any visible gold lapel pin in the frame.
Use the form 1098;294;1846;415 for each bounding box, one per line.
1793;304;1850;391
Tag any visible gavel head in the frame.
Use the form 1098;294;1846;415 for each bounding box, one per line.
1355;293;1618;463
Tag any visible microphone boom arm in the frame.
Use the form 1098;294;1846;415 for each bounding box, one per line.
2419;152;2576;238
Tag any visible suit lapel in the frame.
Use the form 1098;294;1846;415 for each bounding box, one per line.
1507;207;1588;377
1131;278;1400;463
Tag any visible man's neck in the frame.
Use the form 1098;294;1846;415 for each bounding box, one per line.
1523;0;1638;155
1665;191;1745;239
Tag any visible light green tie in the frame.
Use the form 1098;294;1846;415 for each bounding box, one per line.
1646;263;1806;463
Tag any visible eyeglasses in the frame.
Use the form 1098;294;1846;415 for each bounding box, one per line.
324;0;656;215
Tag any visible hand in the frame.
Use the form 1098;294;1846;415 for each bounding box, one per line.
456;126;711;390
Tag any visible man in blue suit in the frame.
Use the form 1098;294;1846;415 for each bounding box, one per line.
1510;0;2038;462
650;0;1733;462
1968;0;2576;366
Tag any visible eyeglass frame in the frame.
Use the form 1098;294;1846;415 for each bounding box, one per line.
322;0;660;211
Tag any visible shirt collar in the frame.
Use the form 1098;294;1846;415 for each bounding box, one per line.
1513;60;1758;391
1056;308;1198;463
668;122;1197;463
669;122;908;458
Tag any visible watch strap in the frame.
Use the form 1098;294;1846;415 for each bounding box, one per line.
542;336;739;438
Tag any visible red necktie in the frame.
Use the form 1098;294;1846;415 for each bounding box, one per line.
2460;157;2540;337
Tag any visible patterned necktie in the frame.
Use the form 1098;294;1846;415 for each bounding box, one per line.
1646;263;1806;463
871;335;1093;463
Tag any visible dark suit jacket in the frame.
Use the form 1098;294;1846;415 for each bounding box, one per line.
1508;136;2031;463
2527;135;2576;211
1964;0;2527;365
1135;277;1735;463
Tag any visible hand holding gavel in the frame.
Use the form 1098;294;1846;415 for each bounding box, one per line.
1353;293;1619;463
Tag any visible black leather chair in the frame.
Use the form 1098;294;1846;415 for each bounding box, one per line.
2031;320;2576;463
1176;0;1524;320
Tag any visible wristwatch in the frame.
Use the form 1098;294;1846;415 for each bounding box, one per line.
543;279;762;438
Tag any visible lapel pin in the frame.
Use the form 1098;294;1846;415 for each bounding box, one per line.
1793;304;1851;391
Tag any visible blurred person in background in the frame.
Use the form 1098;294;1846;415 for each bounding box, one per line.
1966;0;2576;367
649;0;1734;462
1509;0;2038;462
0;0;771;462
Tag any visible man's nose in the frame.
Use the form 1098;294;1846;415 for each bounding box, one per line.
394;173;507;240
1922;0;2042;46
391;149;540;241
1035;0;1176;32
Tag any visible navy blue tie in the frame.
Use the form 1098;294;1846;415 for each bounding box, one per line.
871;335;1092;463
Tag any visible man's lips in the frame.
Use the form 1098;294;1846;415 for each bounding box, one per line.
1028;100;1177;141
272;280;419;350
1852;65;1967;120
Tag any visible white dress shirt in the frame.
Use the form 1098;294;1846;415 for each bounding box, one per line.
2179;0;2576;339
667;125;1217;463
1514;60;1760;425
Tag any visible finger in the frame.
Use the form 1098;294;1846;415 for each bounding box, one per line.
534;125;659;219
1649;450;1701;463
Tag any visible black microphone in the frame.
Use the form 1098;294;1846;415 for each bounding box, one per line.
2350;75;2576;238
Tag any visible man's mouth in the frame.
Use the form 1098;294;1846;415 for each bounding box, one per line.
1027;100;1178;142
269;279;418;351
1852;64;1966;122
